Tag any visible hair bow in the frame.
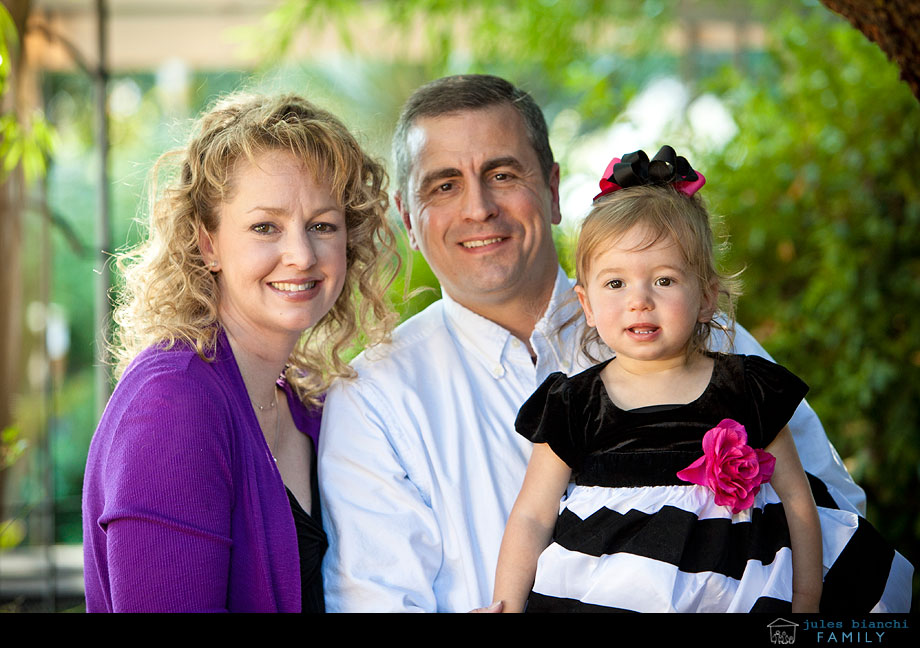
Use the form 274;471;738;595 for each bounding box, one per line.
593;145;706;201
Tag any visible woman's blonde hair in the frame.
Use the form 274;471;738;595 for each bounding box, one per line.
574;185;741;362
112;93;400;405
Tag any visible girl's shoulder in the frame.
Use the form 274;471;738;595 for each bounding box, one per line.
515;362;609;447
710;352;809;444
712;352;808;396
548;359;612;396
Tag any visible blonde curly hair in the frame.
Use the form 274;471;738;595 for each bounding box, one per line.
112;93;400;405
574;185;741;363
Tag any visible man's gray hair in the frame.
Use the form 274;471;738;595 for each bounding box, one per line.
392;74;555;199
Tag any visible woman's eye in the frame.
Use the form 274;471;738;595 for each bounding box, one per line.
252;223;275;234
310;222;338;234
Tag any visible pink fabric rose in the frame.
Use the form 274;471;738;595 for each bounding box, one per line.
676;418;776;514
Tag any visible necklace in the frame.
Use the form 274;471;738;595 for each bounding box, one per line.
253;387;281;462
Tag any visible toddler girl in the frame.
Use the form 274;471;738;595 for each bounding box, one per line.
492;146;912;613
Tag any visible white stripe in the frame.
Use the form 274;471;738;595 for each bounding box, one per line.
871;551;914;613
532;545;796;612
561;483;781;521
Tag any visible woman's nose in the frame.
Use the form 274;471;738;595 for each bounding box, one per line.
283;230;317;269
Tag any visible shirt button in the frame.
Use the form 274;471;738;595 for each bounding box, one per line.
493;365;505;378
511;339;520;348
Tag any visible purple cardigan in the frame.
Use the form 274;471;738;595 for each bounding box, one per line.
82;330;320;612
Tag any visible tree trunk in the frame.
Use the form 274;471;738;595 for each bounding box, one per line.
820;0;920;100
0;0;31;520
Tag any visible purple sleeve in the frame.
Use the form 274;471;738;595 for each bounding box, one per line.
96;370;234;612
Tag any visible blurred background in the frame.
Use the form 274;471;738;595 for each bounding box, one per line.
1;0;917;612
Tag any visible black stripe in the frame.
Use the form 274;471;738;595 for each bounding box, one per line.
553;503;792;580
749;596;792;613
527;591;792;613
820;516;895;613
807;473;839;510
526;591;636;613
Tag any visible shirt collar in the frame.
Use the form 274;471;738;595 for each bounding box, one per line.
441;267;578;377
441;287;512;377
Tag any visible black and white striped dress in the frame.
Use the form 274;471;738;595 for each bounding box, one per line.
516;353;913;613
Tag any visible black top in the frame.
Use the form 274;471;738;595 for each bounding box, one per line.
515;353;809;488
286;446;327;613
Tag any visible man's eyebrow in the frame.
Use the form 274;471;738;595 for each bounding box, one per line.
482;157;524;174
418;167;462;191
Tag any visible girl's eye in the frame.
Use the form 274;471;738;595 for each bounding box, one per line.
605;279;623;289
655;277;672;287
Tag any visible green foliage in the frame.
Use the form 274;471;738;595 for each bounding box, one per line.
702;11;920;570
0;3;15;96
0;425;26;470
251;0;676;125
0;4;54;183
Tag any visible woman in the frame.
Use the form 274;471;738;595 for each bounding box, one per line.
82;93;398;612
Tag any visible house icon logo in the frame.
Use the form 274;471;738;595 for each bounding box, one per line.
768;618;799;644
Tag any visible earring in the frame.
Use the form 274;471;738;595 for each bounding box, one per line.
210;261;218;268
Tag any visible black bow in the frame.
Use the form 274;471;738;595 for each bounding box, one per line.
610;145;699;189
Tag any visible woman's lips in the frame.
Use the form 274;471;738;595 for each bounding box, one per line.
269;280;317;292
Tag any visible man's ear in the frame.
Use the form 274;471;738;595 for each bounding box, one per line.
198;225;219;272
548;163;561;226
574;284;595;328
395;191;419;250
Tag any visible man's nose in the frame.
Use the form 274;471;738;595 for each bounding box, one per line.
463;180;498;222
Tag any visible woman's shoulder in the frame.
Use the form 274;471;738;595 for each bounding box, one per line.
105;342;237;431
119;343;223;394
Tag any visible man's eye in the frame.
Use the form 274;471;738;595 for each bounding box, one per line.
436;182;453;192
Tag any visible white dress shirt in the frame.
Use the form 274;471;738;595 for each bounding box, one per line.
318;267;865;612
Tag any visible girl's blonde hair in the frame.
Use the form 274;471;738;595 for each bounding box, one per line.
111;93;400;405
575;184;740;362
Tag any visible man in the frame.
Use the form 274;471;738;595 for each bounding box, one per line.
318;74;865;612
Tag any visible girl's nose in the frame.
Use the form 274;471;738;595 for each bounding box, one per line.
628;287;654;311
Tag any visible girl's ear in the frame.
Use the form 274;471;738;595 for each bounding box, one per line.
697;279;719;323
574;284;596;328
199;225;219;272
